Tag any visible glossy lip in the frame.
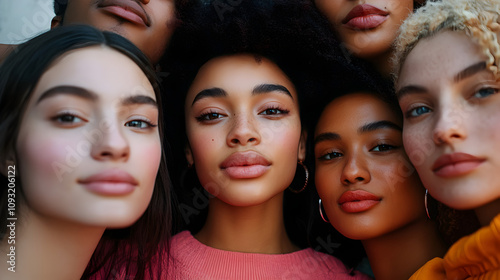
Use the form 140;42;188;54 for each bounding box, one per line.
342;4;389;30
98;0;150;27
220;151;271;179
78;169;138;195
338;190;381;213
432;153;485;178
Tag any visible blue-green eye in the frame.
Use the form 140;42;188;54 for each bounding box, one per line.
473;87;498;99
318;151;343;161
406;106;431;118
125;120;156;129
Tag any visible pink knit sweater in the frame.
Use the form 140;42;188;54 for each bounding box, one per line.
165;231;371;279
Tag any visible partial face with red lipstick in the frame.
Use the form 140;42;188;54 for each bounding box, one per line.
185;54;305;207
314;93;425;240
314;0;413;59
62;0;176;63
15;46;161;227
397;30;500;210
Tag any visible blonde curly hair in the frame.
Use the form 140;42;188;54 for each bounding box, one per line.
392;0;500;81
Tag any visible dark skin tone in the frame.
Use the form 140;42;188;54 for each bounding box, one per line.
314;92;446;280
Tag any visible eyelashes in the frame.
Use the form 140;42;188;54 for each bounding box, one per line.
195;105;290;123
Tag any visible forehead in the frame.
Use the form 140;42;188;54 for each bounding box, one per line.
316;93;398;134
33;46;154;100
397;30;486;88
187;54;297;97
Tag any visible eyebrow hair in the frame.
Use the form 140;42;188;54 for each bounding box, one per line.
359;120;402;133
191;88;226;105
396;85;427;99
314;132;341;145
397;61;487;99
454;61;486;83
252;84;293;99
36;85;157;108
36;85;98;104
122;95;158;107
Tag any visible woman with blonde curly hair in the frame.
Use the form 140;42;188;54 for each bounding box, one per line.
393;0;500;278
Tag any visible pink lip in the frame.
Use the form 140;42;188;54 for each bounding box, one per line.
220;151;271;179
342;4;389;30
78;169;138;195
98;0;150;27
432;153;485;178
338;190;381;213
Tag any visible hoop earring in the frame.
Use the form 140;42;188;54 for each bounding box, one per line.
289;160;309;193
319;199;329;223
425;189;431;219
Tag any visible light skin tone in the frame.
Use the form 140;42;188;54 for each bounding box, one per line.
54;0;176;64
314;92;445;280
314;0;414;76
184;54;305;254
397;30;500;227
0;46;160;279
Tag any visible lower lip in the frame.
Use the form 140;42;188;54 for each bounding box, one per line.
434;161;483;178
100;6;146;26
82;182;136;195
344;15;388;30
340;200;380;213
223;165;270;179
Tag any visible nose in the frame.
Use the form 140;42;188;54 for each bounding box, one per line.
227;113;260;146
90;120;130;161
140;0;150;4
340;152;371;185
432;104;467;145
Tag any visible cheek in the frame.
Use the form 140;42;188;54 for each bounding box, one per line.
315;165;340;202
131;137;162;188
403;124;435;170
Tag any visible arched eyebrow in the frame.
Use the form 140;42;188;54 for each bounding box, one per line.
359;120;401;133
252;84;292;99
396;61;487;99
454;61;486;83
36;85;157;107
36;85;97;104
191;83;292;106
314;132;341;145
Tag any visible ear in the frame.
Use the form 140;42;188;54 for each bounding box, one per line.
185;144;194;166
298;130;307;162
51;16;62;29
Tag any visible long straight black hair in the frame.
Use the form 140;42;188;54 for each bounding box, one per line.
0;25;172;280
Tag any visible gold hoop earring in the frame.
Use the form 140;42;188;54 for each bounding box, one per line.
425;189;431;219
319;199;329;223
289;160;309;193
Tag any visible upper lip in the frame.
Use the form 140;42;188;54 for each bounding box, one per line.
342;4;389;24
432;153;485;172
98;0;151;27
338;190;381;204
78;169;138;185
220;151;271;169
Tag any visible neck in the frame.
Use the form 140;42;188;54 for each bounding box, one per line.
195;193;298;254
475;198;500;227
362;217;446;280
366;49;393;79
0;208;105;280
